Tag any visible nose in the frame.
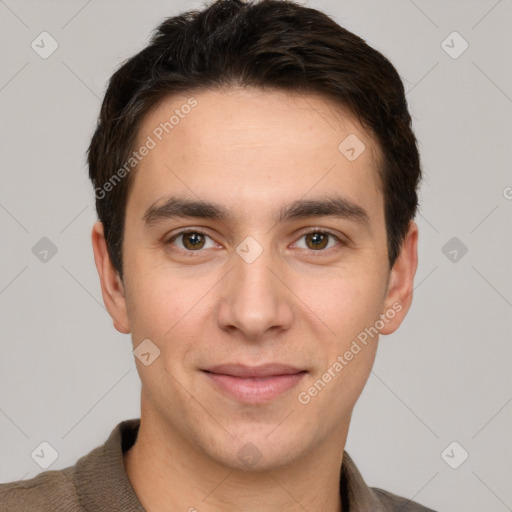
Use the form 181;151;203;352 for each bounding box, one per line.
216;249;294;340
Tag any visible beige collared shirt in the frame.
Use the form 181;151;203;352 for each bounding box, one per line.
0;418;437;511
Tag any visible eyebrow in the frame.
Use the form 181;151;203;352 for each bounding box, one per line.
142;195;370;228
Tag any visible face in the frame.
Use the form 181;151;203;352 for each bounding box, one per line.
92;87;417;471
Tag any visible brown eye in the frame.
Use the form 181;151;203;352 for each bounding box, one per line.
181;232;206;250
304;232;329;250
295;231;340;252
168;231;216;251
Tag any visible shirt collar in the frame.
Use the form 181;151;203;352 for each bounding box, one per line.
74;418;384;512
74;418;145;511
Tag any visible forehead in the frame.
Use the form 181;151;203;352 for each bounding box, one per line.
128;87;383;223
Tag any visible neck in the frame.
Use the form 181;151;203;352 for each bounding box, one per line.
124;398;347;512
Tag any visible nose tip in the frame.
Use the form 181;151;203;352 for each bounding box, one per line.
216;258;294;340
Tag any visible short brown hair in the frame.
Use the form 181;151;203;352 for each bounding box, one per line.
88;0;421;281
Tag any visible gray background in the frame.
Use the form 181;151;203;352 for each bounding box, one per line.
0;1;510;510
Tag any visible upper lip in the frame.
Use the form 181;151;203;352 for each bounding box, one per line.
203;363;306;378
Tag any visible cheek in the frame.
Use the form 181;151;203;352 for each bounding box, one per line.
294;268;385;398
297;267;387;342
295;274;383;420
124;265;202;344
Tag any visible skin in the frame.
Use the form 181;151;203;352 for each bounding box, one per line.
91;87;418;512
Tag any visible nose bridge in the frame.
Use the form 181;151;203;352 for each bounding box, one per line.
216;243;293;338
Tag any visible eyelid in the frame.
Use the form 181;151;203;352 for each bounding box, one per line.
166;227;212;240
295;226;343;239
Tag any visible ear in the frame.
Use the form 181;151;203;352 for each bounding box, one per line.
91;221;131;334
379;221;418;335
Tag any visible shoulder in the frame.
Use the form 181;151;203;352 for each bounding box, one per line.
372;486;439;512
0;466;84;512
341;451;439;512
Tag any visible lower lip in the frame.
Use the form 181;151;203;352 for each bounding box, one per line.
203;371;307;404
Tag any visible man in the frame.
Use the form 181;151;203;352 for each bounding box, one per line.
0;0;437;510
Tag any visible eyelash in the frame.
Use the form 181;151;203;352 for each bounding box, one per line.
165;228;343;255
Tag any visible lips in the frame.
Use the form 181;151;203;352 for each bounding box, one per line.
202;363;307;403
203;363;305;378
